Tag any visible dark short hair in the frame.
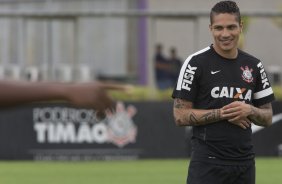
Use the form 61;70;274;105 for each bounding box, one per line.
210;1;241;24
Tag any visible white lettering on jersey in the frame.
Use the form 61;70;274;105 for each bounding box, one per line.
176;46;210;91
211;86;252;101
245;90;252;101
181;64;197;91
257;62;270;89
220;87;229;98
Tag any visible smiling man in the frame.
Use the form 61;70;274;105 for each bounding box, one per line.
172;1;275;184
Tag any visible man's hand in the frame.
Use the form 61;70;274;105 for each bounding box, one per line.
221;101;253;129
66;82;132;117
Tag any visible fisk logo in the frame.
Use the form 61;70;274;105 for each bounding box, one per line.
181;64;197;91
211;86;252;101
257;62;269;89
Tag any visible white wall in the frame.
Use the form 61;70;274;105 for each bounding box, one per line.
0;0;129;81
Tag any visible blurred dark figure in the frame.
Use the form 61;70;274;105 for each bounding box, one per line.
154;44;172;90
168;47;183;86
0;80;130;118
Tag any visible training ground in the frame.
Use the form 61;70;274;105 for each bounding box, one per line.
0;158;281;184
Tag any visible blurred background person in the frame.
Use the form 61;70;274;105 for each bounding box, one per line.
168;47;183;87
154;43;173;90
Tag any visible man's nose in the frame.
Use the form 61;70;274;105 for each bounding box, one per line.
222;28;230;37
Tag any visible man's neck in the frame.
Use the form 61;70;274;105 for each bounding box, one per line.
213;45;238;59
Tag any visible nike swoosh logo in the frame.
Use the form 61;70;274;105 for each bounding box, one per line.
211;70;221;74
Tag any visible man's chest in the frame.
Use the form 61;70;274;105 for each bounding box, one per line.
198;61;257;103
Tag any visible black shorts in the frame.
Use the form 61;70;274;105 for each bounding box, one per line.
186;161;255;184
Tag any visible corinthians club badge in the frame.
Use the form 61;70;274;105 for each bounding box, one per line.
241;66;253;83
106;102;137;148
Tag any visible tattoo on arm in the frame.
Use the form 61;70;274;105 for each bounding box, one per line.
249;103;272;127
183;109;221;126
173;98;221;126
201;109;221;122
174;98;192;109
188;112;199;125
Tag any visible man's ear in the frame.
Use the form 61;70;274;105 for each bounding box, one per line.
240;21;243;33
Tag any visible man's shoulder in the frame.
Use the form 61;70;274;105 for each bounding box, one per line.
184;46;212;65
238;49;260;63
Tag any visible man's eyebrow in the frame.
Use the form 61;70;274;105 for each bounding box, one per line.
213;24;238;28
229;24;239;27
212;25;223;28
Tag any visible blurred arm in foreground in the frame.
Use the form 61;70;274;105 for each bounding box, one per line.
0;80;130;115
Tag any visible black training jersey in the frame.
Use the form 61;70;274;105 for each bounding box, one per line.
172;45;275;165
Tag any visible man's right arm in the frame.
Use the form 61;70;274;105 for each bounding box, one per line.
173;98;222;126
173;98;251;129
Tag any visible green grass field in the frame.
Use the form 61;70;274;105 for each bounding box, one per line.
0;158;281;184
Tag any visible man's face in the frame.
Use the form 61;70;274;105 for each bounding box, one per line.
209;13;242;56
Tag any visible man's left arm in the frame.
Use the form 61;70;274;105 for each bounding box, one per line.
222;101;273;127
247;103;272;127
